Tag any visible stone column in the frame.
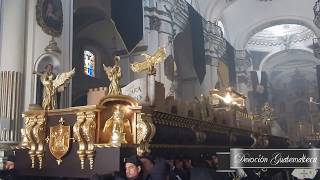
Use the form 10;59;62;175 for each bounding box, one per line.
143;0;188;97
201;20;225;95
235;50;251;94
201;57;219;95
0;0;27;143
59;0;73;109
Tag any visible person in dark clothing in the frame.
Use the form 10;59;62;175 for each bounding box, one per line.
149;159;170;180
124;155;144;180
0;155;17;180
90;173;115;180
172;159;190;180
139;155;155;180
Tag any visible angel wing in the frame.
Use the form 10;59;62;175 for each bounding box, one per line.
53;68;75;89
131;60;151;72
103;64;113;78
130;47;166;73
150;47;166;65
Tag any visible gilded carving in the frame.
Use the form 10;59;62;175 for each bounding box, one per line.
33;114;46;169
103;106;132;146
73;112;86;169
103;56;122;95
74;111;97;170
20;113;46;169
136;113;156;156
131;48;167;75
25;116;37;168
82;111;96;170
49;117;71;165
33;65;75;110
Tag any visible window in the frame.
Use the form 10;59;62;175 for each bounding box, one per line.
84;50;95;77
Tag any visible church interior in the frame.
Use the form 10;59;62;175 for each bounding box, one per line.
0;0;320;179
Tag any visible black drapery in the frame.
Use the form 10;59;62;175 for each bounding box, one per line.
224;41;237;88
188;4;206;84
111;0;143;53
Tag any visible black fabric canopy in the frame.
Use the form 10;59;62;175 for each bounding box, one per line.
188;4;206;84
111;0;143;53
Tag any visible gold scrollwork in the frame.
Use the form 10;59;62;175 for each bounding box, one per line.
83;111;96;170
33;114;46;169
73;112;86;169
20;113;46;169
74;111;96;170
136;113;156;156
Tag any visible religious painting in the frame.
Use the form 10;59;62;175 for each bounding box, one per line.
36;0;63;37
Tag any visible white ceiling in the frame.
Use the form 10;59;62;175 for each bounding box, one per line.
195;0;319;49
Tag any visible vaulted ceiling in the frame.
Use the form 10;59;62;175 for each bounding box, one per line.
194;0;320;86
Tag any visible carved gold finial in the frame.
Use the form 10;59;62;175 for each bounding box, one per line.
33;65;75;110
59;117;65;124
131;47;167;75
103;56;122;95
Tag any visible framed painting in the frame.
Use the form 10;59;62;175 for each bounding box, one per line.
36;0;63;37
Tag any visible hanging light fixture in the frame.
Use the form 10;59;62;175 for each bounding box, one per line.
209;87;246;110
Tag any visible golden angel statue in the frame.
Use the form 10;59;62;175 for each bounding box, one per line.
103;56;122;95
131;47;166;75
33;64;75;110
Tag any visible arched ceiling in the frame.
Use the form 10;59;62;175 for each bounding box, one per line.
200;0;319;49
261;49;318;72
260;49;319;88
77;20;125;53
247;24;315;50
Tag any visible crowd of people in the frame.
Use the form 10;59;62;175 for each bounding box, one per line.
90;154;232;180
0;153;318;180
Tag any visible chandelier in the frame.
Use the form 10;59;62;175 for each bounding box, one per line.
209;87;246;110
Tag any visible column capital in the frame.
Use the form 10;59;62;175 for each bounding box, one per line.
204;20;226;59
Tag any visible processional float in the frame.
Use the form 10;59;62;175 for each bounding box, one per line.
14;48;288;178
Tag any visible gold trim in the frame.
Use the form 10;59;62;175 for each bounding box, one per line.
98;95;139;107
23;105;106;116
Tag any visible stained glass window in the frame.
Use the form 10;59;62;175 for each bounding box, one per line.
84;50;95;77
